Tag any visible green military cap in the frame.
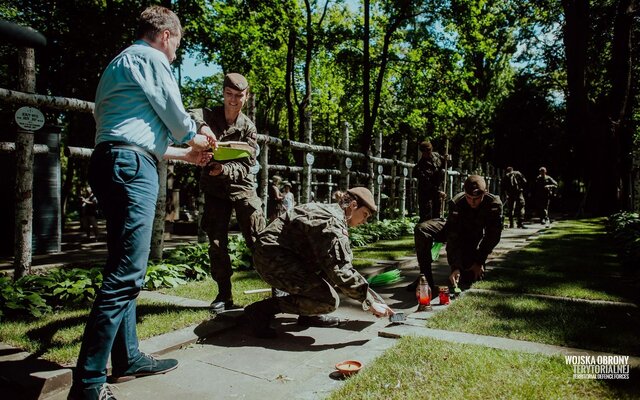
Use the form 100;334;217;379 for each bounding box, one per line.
223;73;249;91
464;175;487;196
347;187;378;212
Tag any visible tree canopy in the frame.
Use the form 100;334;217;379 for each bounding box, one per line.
0;0;638;215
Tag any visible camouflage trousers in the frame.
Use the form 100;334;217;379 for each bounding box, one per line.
202;194;265;297
252;246;339;316
505;191;526;225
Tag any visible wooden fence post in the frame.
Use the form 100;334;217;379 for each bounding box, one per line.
339;122;350;190
150;160;168;261
399;139;407;217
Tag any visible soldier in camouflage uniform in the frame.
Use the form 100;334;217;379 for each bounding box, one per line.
245;187;395;338
534;166;558;226
412;175;503;292
501;166;527;228
414;140;446;222
190;73;266;312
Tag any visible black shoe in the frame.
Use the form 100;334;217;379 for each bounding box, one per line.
68;383;117;400
210;298;242;313
109;353;178;383
244;301;278;338
297;315;340;327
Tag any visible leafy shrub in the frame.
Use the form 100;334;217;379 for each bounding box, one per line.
0;275;51;319
349;218;415;247
607;212;640;271
144;262;188;290
48;268;103;306
228;235;252;270
164;243;209;280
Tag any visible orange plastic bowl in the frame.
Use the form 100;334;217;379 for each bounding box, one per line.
335;360;363;376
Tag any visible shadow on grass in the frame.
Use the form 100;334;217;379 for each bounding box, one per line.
19;303;209;361
429;292;640;356
482;219;639;304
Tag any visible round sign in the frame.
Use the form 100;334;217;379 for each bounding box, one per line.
249;163;260;174
15;106;45;131
403;167;409;177
377;165;383;174
344;157;352;169
254;143;260;157
305;153;315;166
377;175;383;184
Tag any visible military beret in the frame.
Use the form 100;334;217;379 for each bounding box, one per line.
464;175;487;196
223;73;248;91
347;187;378;212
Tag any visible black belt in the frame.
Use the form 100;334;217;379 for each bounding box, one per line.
96;141;158;164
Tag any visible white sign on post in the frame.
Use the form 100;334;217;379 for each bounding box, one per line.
15;106;45;131
344;157;352;169
306;153;315;166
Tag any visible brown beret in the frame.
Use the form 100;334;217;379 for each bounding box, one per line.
223;73;248;91
464;175;487;196
347;187;377;212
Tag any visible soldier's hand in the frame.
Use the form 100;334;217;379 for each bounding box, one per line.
370;302;394;318
199;125;218;149
188;134;212;151
449;269;461;286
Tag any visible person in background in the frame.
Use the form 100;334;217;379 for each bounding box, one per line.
535;166;558;226
189;73;266;313
412;175;503;293
413;140;446;222
281;181;295;213
267;175;284;222
80;186;99;240
245;187;394;338
501;166;527;228
69;6;216;400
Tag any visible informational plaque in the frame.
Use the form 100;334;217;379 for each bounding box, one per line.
15;106;45;131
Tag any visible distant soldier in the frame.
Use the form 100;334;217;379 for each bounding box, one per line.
535;167;558;226
413;140;446;222
501;166;527;228
189;73;266;313
267;175;285;222
245;187;394;338
411;175;503;292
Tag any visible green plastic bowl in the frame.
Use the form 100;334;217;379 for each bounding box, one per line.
212;146;251;161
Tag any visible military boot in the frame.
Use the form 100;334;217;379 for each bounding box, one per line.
244;298;280;338
210;280;241;313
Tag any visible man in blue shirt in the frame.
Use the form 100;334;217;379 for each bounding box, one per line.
69;6;216;400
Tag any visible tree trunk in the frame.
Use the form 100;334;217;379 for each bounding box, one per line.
13;47;37;279
362;0;371;155
561;0;590;214
286;27;296;141
150;160;168;261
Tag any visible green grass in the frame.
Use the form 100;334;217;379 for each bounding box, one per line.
477;218;638;303
427;292;640;356
328;337;639;400
0;299;211;365
353;236;415;261
159;270;271;305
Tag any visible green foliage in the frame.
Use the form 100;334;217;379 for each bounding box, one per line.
144;263;189;290
228;235;252;270
349;218;415;247
607;212;640;271
47;268;103;306
164;243;210;281
0;275;51;319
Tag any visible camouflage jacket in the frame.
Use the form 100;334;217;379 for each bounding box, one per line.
446;192;503;269
413;152;446;196
256;203;376;306
190;106;258;201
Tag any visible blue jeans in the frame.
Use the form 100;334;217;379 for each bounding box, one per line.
75;146;158;387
